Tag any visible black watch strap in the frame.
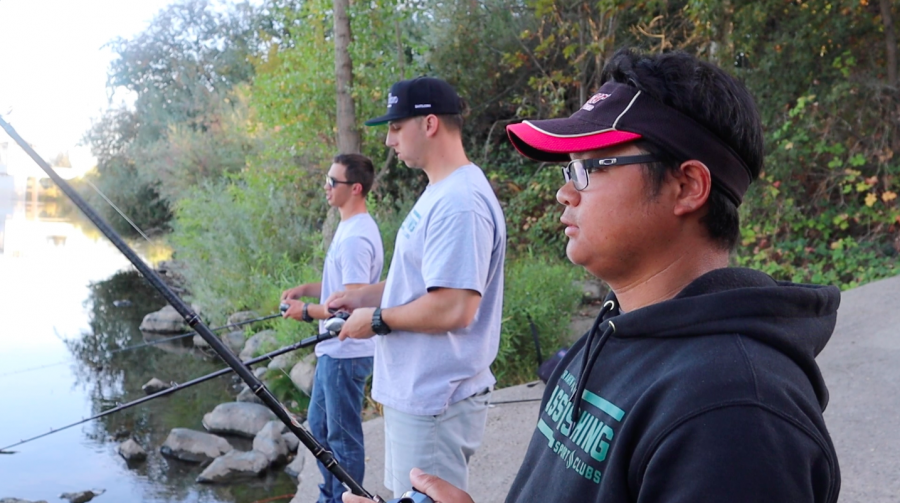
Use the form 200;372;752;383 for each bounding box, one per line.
372;307;392;335
302;303;313;323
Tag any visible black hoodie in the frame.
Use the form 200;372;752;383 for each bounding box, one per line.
506;268;841;503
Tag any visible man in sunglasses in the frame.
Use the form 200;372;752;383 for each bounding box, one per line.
328;77;506;498
281;153;384;503
345;49;840;503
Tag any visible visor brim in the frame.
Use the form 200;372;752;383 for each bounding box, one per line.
506;120;642;163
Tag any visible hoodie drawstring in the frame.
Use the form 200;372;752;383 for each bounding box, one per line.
571;300;617;422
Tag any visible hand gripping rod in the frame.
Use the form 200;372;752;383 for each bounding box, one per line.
0;116;382;501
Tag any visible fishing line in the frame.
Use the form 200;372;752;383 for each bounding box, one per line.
83;179;152;242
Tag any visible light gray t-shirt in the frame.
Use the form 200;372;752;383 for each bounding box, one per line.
375;164;506;415
316;213;384;358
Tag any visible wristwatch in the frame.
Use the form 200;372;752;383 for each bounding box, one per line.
371;307;392;335
302;303;314;323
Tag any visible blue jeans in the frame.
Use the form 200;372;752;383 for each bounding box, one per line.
308;354;373;503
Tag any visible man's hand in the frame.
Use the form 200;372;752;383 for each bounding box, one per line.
341;468;475;503
281;299;307;321
281;285;308;301
338;307;376;340
326;289;365;312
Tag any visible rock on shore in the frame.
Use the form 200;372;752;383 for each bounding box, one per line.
118;439;147;462
202;402;276;438
236;385;264;404
239;330;278;360
289;354;316;396
160;428;233;463
193;330;245;353
252;421;288;465
141;378;170;395
196;450;269;484
221;331;246;353
227;311;260;326
59;490;104;503
284;454;305;479
139;305;188;333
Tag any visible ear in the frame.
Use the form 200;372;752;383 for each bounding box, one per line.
423;114;440;137
672;160;712;217
351;182;364;197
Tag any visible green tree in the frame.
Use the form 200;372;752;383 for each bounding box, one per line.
83;0;268;235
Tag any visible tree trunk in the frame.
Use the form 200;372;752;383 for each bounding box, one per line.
333;0;360;155
721;0;733;66
324;0;360;248
880;0;898;88
710;0;733;66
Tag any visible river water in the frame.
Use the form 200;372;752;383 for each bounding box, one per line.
0;194;295;502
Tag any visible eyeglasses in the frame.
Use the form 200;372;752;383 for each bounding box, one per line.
326;175;356;188
562;154;660;191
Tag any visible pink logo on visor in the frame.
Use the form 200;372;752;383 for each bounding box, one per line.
582;92;611;111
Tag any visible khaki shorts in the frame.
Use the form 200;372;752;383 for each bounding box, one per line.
382;388;492;497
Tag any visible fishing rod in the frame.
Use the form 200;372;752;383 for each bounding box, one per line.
0;116;385;502
0;325;341;454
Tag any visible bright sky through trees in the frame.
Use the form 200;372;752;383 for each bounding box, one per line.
0;0;179;173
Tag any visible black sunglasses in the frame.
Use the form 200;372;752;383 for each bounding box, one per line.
562;154;660;191
326;175;357;188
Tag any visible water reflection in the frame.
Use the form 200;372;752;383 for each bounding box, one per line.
71;269;297;501
0;193;295;502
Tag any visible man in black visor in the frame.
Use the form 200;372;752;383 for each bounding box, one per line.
345;48;841;503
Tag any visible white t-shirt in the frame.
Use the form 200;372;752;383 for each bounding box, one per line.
374;164;506;415
316;213;384;358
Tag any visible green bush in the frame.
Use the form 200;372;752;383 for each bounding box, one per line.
169;177;324;323
264;369;311;415
493;255;582;387
736;87;900;290
496;161;569;259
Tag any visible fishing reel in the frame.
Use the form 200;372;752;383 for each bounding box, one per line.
386;490;433;503
280;302;349;337
323;310;349;335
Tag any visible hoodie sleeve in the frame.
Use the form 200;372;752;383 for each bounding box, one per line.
635;404;839;503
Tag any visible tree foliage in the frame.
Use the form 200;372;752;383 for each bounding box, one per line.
84;0;900;386
83;0;265;235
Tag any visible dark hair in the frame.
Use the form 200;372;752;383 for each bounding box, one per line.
600;49;764;250
333;153;375;196
435;97;469;133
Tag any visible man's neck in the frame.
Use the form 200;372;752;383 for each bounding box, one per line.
421;136;471;184
339;198;368;221
608;246;730;313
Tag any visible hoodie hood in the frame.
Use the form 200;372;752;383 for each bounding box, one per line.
579;268;840;414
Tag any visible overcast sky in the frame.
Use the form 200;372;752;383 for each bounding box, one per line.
0;0;178;172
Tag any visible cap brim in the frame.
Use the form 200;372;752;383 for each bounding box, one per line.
364;113;395;126
507;120;642;163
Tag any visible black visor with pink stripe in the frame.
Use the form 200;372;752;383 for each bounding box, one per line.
506;82;753;205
